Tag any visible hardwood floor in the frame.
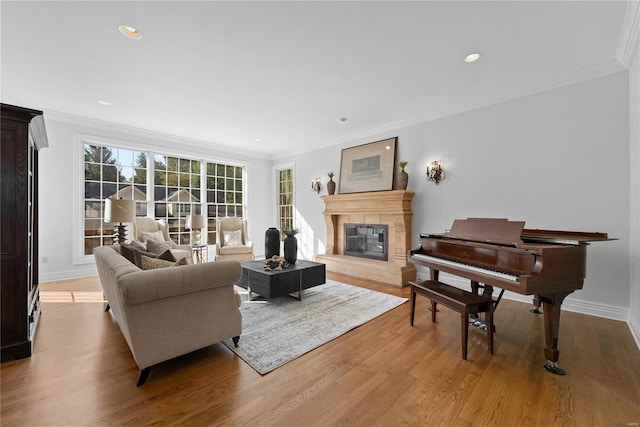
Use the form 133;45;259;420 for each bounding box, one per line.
2;273;639;426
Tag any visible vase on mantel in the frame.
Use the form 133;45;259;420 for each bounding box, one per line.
397;161;409;190
326;172;336;195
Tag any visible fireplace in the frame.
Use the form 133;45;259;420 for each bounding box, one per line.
315;190;416;287
344;224;388;261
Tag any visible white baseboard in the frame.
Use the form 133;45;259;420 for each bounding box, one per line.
39;266;97;283
415;272;630;322
629;312;640;350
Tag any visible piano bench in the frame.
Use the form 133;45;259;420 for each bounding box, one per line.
410;280;495;360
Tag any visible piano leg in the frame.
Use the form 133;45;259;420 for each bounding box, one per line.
428;270;440;313
538;291;573;375
470;280;481;295
469;281;482;326
530;296;543;314
468;282;498;332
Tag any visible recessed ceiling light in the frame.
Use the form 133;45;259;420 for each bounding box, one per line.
254;138;262;142
464;52;480;63
97;100;111;106
119;25;142;40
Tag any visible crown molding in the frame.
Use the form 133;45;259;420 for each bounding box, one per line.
275;60;626;159
43;109;273;161
40;54;628;162
616;0;640;69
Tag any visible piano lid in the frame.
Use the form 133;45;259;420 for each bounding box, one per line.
521;228;614;245
431;218;615;246
444;218;525;246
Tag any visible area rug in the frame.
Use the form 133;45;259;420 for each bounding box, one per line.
222;280;407;374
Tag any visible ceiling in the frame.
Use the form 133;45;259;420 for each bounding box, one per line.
1;1;631;158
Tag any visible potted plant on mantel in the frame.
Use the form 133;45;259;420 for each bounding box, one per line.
327;172;336;195
398;161;409;190
282;228;299;264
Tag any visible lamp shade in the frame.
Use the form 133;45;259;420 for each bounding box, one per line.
186;214;205;230
105;198;135;223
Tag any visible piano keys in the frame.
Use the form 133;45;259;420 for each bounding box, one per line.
408;218;613;375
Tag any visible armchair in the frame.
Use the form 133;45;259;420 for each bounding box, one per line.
215;217;255;262
132;217;192;261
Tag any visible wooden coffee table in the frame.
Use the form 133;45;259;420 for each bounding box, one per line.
236;260;326;301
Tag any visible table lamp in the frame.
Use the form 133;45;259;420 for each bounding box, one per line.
105;198;135;244
186;214;206;246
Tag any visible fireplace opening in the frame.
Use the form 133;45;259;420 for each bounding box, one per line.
344;223;388;261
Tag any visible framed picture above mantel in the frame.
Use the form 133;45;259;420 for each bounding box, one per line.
338;137;397;194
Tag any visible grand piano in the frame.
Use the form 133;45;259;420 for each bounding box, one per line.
408;218;613;375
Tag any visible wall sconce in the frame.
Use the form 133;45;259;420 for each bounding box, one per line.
311;177;322;194
425;160;445;185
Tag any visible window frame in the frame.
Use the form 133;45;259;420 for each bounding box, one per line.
74;133;248;264
205;161;246;245
273;162;295;240
152;153;204;245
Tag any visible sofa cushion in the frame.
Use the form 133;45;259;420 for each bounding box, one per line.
170;249;192;264
140;255;188;270
139;230;164;243
133;248;176;269
219;245;252;255
146;239;171;254
223;229;243;246
120;241;146;265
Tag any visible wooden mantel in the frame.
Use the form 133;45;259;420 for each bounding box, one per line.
315;190;416;287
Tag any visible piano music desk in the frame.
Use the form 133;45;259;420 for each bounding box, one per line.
410;280;495;360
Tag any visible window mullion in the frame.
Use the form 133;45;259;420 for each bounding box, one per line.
147;149;154;217
200;158;207;241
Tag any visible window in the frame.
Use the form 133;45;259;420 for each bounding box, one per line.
153;154;201;245
83;144;147;255
277;167;294;239
205;162;244;244
81;140;246;256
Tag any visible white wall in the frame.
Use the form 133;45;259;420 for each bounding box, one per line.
38;71;633;323
630;43;640;343
291;72;631;318
38;115;273;281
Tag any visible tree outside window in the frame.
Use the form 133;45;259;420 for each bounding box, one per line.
82;142;246;255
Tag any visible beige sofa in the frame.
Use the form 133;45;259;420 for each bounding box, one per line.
94;245;242;386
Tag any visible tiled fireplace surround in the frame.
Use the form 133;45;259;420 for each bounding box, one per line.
315;190;417;287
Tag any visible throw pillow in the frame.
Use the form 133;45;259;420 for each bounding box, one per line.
119;241;146;265
139;230;164;243
146;239;171;254
140;255;188;270
223;229;243;246
133;248;176;269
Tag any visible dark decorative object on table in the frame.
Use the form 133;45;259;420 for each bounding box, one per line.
283;228;299;264
326;172;336;195
397;161;409;190
265;227;280;259
264;255;289;271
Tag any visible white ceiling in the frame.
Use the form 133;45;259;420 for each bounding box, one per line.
0;1;631;158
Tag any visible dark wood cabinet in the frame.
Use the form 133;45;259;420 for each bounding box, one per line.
1;103;48;362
